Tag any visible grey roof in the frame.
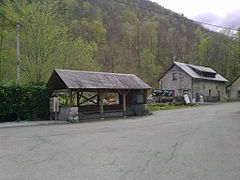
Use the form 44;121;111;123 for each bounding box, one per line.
174;62;228;82
47;69;151;90
187;64;217;74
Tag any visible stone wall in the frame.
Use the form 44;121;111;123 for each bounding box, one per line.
159;64;192;98
192;79;226;100
159;64;227;101
227;77;240;100
57;104;150;121
58;107;79;121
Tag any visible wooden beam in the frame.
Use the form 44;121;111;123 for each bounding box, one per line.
140;89;148;95
79;94;98;105
52;89;68;93
118;89;130;96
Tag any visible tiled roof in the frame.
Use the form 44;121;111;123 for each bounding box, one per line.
174;62;228;82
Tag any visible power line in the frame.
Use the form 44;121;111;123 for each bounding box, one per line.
196;21;238;31
113;0;239;31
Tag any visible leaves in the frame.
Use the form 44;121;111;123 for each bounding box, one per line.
0;85;51;121
0;0;240;87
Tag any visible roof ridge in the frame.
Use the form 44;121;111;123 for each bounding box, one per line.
55;69;136;76
174;61;214;70
187;64;215;70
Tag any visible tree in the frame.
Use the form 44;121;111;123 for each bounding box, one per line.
140;48;161;87
1;0;68;84
61;37;99;71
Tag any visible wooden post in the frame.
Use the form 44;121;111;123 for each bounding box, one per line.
99;92;104;119
119;90;129;117
97;95;100;106
77;92;83;120
77;91;80;107
77;91;80;120
69;90;73;107
123;93;126;117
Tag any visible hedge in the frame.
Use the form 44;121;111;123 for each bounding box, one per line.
0;85;51;122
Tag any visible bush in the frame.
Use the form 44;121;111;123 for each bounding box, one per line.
0;85;51;122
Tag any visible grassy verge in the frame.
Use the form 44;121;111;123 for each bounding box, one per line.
216;100;232;104
149;103;198;112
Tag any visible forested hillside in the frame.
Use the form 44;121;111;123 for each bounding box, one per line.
0;0;239;87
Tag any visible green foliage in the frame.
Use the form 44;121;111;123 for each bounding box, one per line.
149;103;198;111
0;85;51;121
216;100;231;103
0;0;240;87
140;48;161;87
1;0;70;84
62;37;99;71
70;18;106;43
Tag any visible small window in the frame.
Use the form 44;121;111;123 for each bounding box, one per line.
172;73;177;81
209;89;211;96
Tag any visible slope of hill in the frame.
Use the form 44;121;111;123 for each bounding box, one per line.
0;0;239;86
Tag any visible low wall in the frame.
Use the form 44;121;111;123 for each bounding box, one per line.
204;96;220;102
57;104;149;121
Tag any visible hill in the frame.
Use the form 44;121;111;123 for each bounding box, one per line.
0;0;239;86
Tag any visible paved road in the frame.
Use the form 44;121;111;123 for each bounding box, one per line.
0;102;240;180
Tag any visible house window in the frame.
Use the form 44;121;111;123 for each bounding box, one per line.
209;89;211;96
202;72;216;78
172;73;177;81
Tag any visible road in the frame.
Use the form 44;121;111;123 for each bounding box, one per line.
0;102;240;180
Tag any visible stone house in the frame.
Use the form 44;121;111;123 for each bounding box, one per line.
227;75;240;100
158;61;229;102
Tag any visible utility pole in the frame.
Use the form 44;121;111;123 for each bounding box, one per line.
16;24;20;84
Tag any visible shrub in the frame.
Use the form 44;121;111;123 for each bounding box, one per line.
0;85;51;122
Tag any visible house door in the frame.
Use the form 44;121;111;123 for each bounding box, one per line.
237;91;240;98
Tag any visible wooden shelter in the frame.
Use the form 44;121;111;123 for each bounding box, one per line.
47;69;151;120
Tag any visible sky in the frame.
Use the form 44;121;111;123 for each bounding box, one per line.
151;0;240;30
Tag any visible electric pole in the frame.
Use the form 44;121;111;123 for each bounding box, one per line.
16;24;20;84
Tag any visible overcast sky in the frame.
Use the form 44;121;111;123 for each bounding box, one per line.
151;0;240;29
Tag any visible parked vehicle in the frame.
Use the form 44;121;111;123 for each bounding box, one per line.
152;89;174;103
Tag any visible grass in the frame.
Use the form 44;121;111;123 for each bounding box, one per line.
149;103;198;112
216;100;232;104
